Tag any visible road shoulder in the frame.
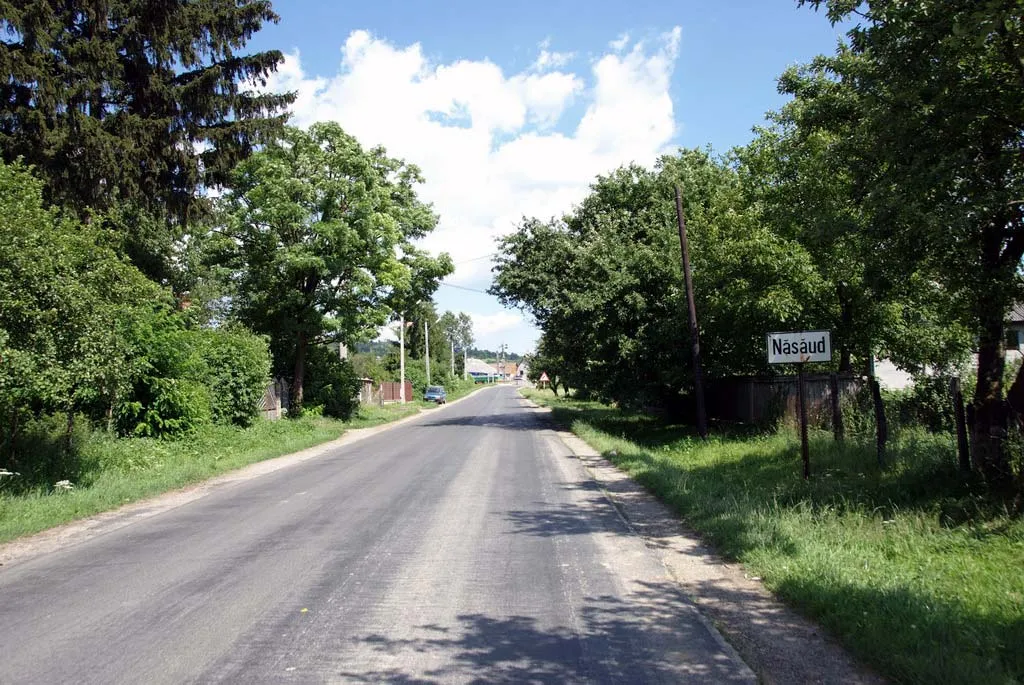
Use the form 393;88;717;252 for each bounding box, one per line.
523;397;888;685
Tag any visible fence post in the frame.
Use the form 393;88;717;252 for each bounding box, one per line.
829;372;844;443
950;377;971;472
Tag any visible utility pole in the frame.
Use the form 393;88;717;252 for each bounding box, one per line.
425;318;431;385
675;184;708;439
399;313;406;403
450;338;455;377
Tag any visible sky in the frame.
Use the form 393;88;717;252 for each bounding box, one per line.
246;0;851;355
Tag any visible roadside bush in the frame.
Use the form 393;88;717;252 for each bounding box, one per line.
0;412;93;492
119;376;213;438
194;328;271;427
885;374;957;434
116;307;203;437
305;347;360;420
351;351;388;383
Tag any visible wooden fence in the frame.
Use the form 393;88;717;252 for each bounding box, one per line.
261;378;416;418
378;381;414;404
706;374;862;425
260;378;289;420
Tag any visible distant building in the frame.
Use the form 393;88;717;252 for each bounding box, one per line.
1007;302;1024;360
465;358;500;382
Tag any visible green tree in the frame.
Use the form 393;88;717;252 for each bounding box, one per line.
0;159;163;474
798;0;1024;485
216;122;450;414
493;150;821;409
738;87;972;375
438;310;460;376
0;0;294;281
457;312;474;378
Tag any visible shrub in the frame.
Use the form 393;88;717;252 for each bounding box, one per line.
305;347;360;420
0;412;93;492
885;374;957;434
118;377;212;438
194;328;271;427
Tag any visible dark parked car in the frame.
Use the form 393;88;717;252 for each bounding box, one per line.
424;385;447;404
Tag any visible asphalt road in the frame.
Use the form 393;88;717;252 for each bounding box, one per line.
0;386;753;684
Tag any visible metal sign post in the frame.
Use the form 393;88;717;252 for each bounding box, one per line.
797;364;810;479
767;331;832;480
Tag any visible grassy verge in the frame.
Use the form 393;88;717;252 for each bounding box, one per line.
522;388;1024;685
0;402;421;545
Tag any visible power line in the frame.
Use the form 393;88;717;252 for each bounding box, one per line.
454;253;497;265
439;282;491;294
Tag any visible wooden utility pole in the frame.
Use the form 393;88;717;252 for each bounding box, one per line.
675;185;708;439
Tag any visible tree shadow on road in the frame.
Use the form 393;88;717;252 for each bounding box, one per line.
335;580;751;684
419;411;547;432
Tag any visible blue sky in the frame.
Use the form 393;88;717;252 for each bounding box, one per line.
248;1;850;354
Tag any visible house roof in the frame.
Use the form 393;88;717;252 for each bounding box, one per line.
1011;302;1024;323
465;358;499;375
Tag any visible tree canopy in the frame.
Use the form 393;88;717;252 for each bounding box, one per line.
0;0;294;281
214;122;452;412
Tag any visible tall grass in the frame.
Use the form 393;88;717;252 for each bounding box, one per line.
523;388;1024;685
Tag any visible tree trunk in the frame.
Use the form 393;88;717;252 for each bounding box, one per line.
291;331;308;417
837;282;853;373
839;348;852;374
972;305;1012;487
951;377;971;473
829;373;844;442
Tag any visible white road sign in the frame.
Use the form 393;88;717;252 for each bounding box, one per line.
767;330;832;364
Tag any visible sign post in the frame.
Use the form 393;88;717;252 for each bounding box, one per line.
797;364;810;479
767;331;832;479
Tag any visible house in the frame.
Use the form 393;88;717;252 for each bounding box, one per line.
465;357;500;383
1007;302;1024;360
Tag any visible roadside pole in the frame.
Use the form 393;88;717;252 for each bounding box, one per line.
798;363;810;479
425;319;431;386
399;314;406;403
674;185;708;439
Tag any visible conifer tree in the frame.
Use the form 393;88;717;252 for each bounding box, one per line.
0;0;294;281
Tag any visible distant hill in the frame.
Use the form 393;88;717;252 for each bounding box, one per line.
355;340;396;356
355;341;524;362
469;347;522;362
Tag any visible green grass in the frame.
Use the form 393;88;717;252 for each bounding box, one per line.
522;388;1024;685
0;402;422;544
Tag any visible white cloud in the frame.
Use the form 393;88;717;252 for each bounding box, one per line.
532;39;574;72
260;29;681;351
609;32;631;52
469;311;525;338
